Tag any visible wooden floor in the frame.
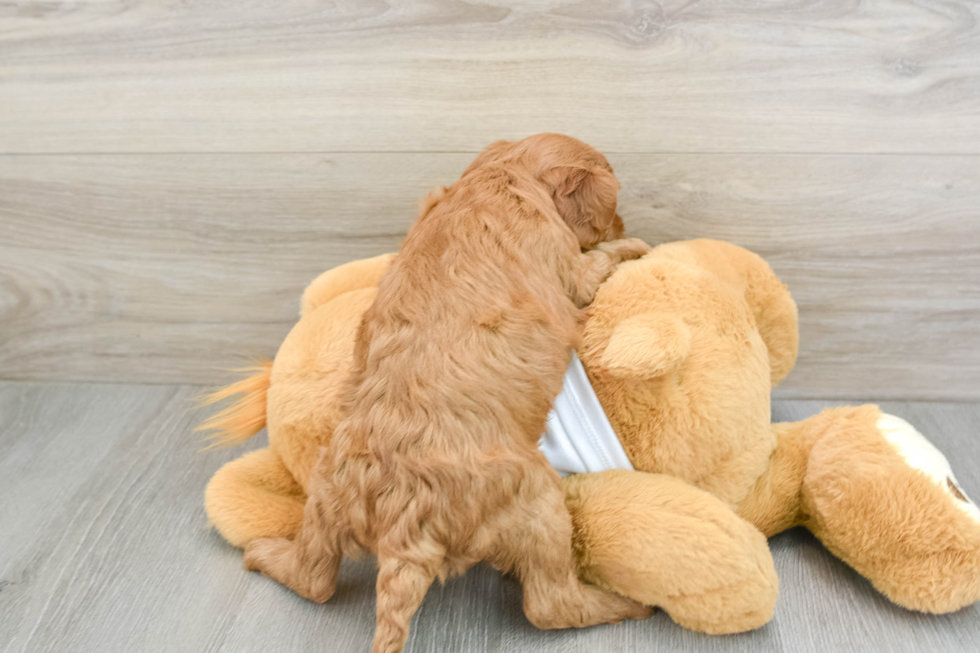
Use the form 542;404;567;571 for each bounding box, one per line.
1;380;978;653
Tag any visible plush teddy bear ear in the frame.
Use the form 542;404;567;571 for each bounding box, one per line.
599;312;692;378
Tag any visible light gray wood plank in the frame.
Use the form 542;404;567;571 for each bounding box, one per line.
0;381;254;653
2;384;979;652
2;153;978;399
1;1;979;154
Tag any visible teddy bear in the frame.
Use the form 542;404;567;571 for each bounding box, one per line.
201;238;980;635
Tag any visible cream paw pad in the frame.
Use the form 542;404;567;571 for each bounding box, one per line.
878;413;980;523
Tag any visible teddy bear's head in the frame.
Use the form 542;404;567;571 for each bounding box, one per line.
578;239;800;505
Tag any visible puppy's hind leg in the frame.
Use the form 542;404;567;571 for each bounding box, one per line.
497;469;651;629
243;480;343;603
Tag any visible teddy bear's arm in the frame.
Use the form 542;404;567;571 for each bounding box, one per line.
563;470;777;634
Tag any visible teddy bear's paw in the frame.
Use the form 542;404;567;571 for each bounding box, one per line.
877;413;980;523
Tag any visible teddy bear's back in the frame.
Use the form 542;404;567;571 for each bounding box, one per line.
266;287;380;490
579;240;789;507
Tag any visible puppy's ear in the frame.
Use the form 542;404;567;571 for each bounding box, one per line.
462;140;514;176
541;165;621;247
418;186;448;218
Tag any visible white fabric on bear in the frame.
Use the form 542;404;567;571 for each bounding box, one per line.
538;353;635;476
878;413;980;522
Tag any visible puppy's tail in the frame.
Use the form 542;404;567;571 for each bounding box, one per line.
195;360;272;448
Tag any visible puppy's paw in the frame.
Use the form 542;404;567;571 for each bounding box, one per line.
243;536;293;573
244;537;337;604
602;593;654;623
581;585;653;626
623;598;655;622
596;238;651;263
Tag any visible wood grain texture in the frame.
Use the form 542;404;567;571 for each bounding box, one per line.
1;0;980;154
1;381;979;652
2;153;977;398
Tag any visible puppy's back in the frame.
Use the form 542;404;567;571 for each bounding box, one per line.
347;166;580;455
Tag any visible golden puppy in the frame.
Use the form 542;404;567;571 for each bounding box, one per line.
243;134;651;652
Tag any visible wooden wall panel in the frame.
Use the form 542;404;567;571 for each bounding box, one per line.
2;0;978;398
2;153;977;399
1;1;979;154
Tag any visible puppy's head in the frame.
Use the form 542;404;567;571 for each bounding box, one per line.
464;134;623;248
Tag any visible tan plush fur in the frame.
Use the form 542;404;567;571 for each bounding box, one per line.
239;134;651;653
203;238;980;638
581;240;781;508
798;405;980;612
196;360;272;448
563;470;778;634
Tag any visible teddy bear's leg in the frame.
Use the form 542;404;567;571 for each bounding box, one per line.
205;447;307;548
563;470;778;634
740;405;980;613
802;405;980;613
736;416;822;538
